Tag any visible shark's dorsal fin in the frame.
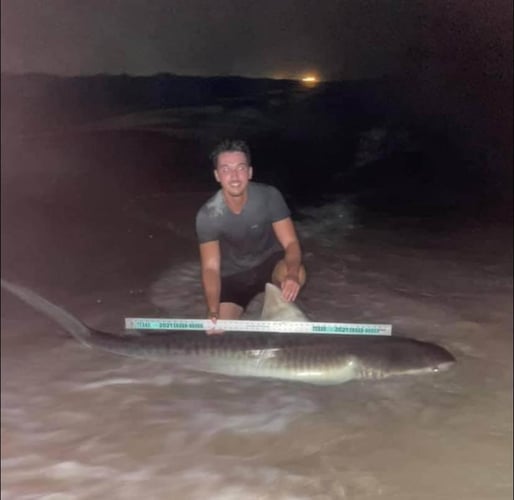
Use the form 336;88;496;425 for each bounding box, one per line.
260;283;309;322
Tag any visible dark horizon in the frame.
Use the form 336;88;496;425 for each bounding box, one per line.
2;70;512;220
1;70;392;85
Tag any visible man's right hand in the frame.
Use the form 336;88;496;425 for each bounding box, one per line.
206;312;225;335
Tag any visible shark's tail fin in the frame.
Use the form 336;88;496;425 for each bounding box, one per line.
1;279;92;347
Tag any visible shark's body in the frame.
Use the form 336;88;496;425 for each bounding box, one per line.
1;279;455;385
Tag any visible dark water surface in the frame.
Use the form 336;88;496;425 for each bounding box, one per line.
2;129;512;499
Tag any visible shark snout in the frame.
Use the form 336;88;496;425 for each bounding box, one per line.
432;359;455;373
426;345;456;373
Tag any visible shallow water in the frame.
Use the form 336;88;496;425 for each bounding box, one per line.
1;132;512;499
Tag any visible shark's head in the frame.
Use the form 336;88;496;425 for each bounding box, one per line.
362;338;456;379
258;283;455;381
260;283;309;322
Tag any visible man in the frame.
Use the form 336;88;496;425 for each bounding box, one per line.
195;139;306;333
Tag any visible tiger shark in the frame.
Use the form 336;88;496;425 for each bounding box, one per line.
1;279;455;385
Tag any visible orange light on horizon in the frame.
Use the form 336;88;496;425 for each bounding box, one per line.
300;74;319;87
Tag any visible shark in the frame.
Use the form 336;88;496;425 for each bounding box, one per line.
1;279;455;385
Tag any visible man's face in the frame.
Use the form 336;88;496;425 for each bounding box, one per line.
214;151;253;197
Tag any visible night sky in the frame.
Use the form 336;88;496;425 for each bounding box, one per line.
2;0;511;82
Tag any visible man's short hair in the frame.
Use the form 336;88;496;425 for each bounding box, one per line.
209;139;251;168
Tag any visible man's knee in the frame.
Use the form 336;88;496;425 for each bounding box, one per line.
271;259;306;287
219;302;244;319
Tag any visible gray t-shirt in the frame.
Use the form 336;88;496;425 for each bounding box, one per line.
196;182;290;276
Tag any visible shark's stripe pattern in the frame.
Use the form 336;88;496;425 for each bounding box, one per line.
1;279;455;385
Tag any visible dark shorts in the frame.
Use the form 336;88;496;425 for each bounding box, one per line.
220;252;283;309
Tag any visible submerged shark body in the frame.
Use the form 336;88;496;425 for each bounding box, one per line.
1;279;455;385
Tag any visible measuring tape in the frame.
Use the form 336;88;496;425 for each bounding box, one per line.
124;318;392;336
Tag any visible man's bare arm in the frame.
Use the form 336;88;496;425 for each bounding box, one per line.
199;240;221;317
272;217;304;301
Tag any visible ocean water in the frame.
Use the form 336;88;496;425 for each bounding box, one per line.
1;131;512;499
